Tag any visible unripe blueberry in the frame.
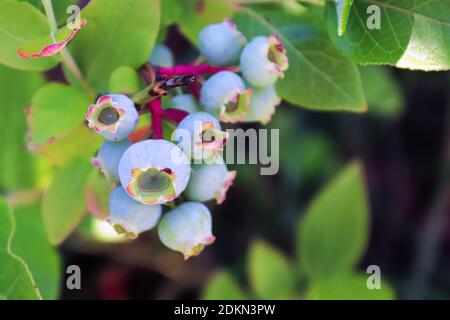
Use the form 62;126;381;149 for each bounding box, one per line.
185;158;236;204
166;94;199;113
118;139;191;205
244;85;281;125
86;94;139;141
108;186;162;239
175;112;228;161
149;44;175;67
198;18;247;66
200;71;252;123
92;139;132;183
240;35;289;87
158;202;215;259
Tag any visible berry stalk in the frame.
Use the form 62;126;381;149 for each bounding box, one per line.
148;99;164;139
163;108;190;124
158;64;239;78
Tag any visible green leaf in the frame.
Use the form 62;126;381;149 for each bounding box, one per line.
71;0;160;92
202;270;247;300
109;66;142;94
0;64;43;190
248;240;296;299
0;197;41;299
298;162;369;280
12;204;61;300
29;83;91;145
31;125;103;166
336;0;354;37
326;0;450;71
234;6;367;112
0;0;58;70
308;273;395;300
42;159;92;244
360;66;404;119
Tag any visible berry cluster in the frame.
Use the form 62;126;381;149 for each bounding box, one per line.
86;18;288;259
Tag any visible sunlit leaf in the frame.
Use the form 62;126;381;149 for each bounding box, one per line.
298;162;369;280
0;0;58;70
308;273;395;300
248;240;296;299
71;0;160;91
235;6;367;111
202;270;247;300
0;198;41;299
28;83;91;145
0;64;43;190
12;204;61;300
42;159;92;244
326;0;450;71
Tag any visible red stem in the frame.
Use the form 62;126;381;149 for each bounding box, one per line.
158;64;239;78
189;82;201;100
163;108;189;124
148;99;164;139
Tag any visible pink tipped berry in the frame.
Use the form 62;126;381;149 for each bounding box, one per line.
185;158;236;204
92;139;132;183
240;35;289;87
108;186;162;239
244;85;281;125
86;94;139;141
158;202;215;259
200;71;252;123
198;18;247;66
118;140;191;205
175;112;228;161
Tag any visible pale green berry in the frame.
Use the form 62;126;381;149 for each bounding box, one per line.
240;35;289;87
185;159;236;204
108;186;162;239
158;202;215;259
244;85;281;125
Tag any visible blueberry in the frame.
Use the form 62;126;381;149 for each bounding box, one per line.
175;111;228;161
198;18;247;66
244;85;281;125
185;157;236;204
86;94;139;141
149;44;175;67
158;202;215;259
108;186;162;239
92;139;132;183
240;35;289;87
166;94;199;113
118;139;191;205
200;71;252;123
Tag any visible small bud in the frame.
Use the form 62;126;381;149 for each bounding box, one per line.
118;140;191;205
198;18;247;66
244;85;281;125
175;112;228;161
158;202;215;259
185;158;236;204
86;94;139;141
240;35;289;87
92;139;132;183
108;187;162;239
200;71;252;123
